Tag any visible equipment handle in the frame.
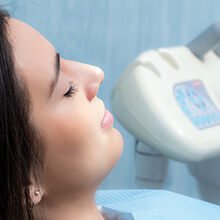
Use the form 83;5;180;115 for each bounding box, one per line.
187;22;220;59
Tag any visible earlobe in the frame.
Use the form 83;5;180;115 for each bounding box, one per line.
29;184;44;208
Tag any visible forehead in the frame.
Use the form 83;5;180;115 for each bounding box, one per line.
8;18;54;68
7;18;55;103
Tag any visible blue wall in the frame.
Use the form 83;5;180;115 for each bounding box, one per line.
6;0;220;199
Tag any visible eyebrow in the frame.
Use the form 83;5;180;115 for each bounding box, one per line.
50;52;60;96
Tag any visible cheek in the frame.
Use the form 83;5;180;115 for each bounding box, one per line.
38;103;104;186
33;97;123;190
41;105;101;156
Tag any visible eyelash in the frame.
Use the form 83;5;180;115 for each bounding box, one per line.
64;81;79;98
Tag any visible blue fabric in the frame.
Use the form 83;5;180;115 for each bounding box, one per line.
95;189;220;219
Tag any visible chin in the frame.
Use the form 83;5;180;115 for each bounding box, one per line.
112;128;124;166
114;127;123;149
96;128;123;187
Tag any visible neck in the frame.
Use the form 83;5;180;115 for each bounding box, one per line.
35;190;105;220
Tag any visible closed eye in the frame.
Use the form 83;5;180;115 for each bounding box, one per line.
64;81;79;98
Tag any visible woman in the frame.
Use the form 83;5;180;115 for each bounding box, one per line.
0;7;123;220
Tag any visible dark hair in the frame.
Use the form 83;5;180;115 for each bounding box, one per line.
0;7;43;220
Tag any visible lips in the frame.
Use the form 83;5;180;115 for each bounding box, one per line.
101;109;114;129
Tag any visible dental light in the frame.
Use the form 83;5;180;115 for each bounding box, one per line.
111;22;220;162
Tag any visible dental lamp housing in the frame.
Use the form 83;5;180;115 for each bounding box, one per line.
112;44;220;162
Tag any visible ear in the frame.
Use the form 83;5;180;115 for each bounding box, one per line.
29;181;44;206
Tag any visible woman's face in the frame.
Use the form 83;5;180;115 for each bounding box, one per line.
9;18;123;200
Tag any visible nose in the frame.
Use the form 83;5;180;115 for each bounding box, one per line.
63;59;104;101
84;65;104;101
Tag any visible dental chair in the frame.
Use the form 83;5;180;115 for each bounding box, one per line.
95;189;220;219
96;22;220;219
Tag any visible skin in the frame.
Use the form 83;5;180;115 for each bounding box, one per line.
8;18;123;220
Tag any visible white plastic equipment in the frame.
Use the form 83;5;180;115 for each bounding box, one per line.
111;22;220;162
